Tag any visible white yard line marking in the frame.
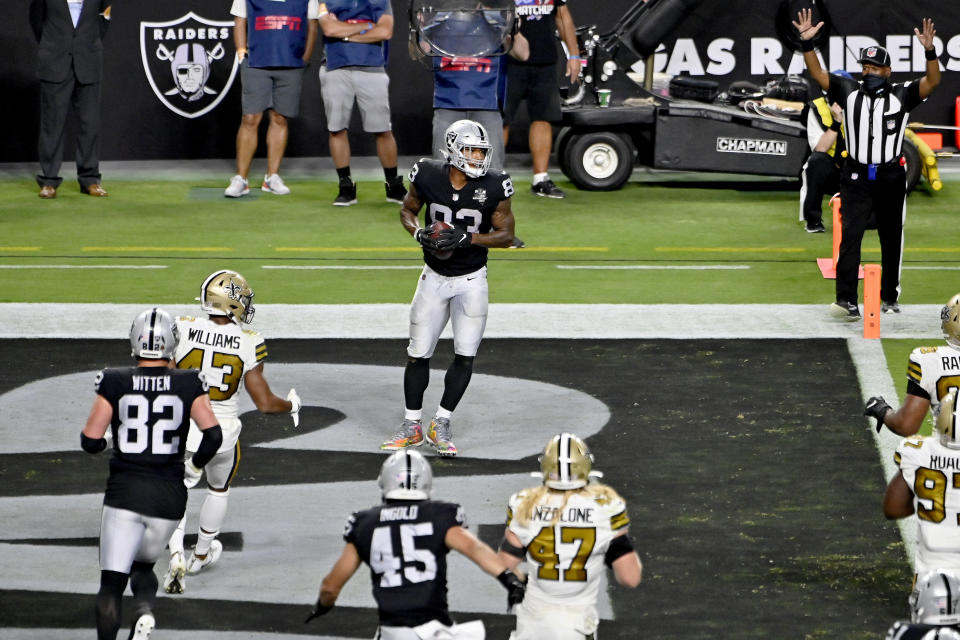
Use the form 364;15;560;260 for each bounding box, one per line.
0;265;167;269
847;338;917;572
556;265;750;270
262;265;422;270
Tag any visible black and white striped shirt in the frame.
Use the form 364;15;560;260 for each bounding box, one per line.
828;76;924;165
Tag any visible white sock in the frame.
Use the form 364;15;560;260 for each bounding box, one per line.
404;409;423;421
533;172;549;185
168;516;186;556
435;407;452;420
195;489;229;555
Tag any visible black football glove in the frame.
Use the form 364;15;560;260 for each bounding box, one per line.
304;601;333;623
436;227;472;251
864;396;893;433
496;569;526;609
414;227;439;251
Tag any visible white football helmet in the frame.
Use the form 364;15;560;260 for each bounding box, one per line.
444;119;492;178
129;307;180;360
912;570;960;625
936;390;960;450
942;293;960;350
378;449;433;500
198;269;255;324
533;433;604;490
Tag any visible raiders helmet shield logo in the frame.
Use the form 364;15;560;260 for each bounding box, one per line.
140;12;239;119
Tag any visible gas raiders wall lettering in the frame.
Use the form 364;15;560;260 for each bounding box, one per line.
140;12;239;119
716;137;787;155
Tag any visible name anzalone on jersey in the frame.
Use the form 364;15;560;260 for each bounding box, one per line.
408;157;514;277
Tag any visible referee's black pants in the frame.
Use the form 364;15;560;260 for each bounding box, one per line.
835;162;905;306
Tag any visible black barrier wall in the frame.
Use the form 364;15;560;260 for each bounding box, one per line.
3;0;959;162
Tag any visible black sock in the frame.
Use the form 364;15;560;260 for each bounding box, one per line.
440;355;474;412
129;561;158;617
384;167;398;182
96;570;128;640
336;167;351;182
403;357;430;410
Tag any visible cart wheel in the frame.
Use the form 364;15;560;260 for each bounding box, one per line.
902;138;921;194
555;127;574;176
565;132;635;191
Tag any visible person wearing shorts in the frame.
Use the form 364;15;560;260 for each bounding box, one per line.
503;0;580;199
319;0;405;206
223;0;319;198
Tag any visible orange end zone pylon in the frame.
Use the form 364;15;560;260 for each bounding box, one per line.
863;264;881;339
817;194;865;279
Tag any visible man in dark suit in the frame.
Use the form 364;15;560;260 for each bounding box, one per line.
30;0;111;198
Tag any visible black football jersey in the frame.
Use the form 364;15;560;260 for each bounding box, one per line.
345;499;467;627
409;158;514;277
94;366;208;519
885;621;960;639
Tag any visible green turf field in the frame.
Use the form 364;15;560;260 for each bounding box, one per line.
1;174;958;305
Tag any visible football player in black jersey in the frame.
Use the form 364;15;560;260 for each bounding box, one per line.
884;570;960;640
382;119;516;458
81;308;223;640
306;449;525;637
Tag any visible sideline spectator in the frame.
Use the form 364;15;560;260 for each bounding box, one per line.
224;0;319;198
798;71;851;233
30;0;111;198
318;0;405;206
795;10;940;318
305;449;525;636
382;120;516;457
883;390;960;578
498;433;642;639
81;308;222;640
864;293;960;437
503;0;580;199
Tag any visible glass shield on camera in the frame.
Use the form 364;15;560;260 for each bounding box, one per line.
409;0;516;62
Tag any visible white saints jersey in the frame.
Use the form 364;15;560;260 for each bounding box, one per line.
907;346;960;419
506;485;630;608
175;315;266;450
896;435;960;574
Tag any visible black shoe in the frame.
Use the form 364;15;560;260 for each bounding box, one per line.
531;179;565;198
882;301;901;314
385;177;406;204
830;301;861;321
334;178;357;206
805;221;825;233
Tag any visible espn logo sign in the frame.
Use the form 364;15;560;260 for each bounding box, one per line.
716;137;787;156
254;15;302;31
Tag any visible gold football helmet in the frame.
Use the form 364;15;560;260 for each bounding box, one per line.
534;433;603;490
198;269;255;324
942;293;960;349
937;390;960;450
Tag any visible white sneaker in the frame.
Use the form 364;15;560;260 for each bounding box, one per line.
224;175;249;198
262;173;291;195
162;551;186;594
130;612;155;639
186;539;223;575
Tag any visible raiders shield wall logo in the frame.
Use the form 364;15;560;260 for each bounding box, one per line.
140;12;238;119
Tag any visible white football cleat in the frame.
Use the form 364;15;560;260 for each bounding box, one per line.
130;612;155;639
186;539;223;575
162;551;186;594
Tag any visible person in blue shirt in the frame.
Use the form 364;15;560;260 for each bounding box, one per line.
224;0;319;198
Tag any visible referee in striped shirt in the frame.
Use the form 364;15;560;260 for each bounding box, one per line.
794;10;940;319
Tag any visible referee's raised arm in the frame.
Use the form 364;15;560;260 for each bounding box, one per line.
793;8;829;92
915;18;941;99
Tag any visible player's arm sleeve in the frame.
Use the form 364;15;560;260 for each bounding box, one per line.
191;425;222;468
604;532;635;567
906;351;931;400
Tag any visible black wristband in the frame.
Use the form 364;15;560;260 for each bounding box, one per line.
81;432;107;454
800;38;815;52
925;48;938;61
829;120;842;132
